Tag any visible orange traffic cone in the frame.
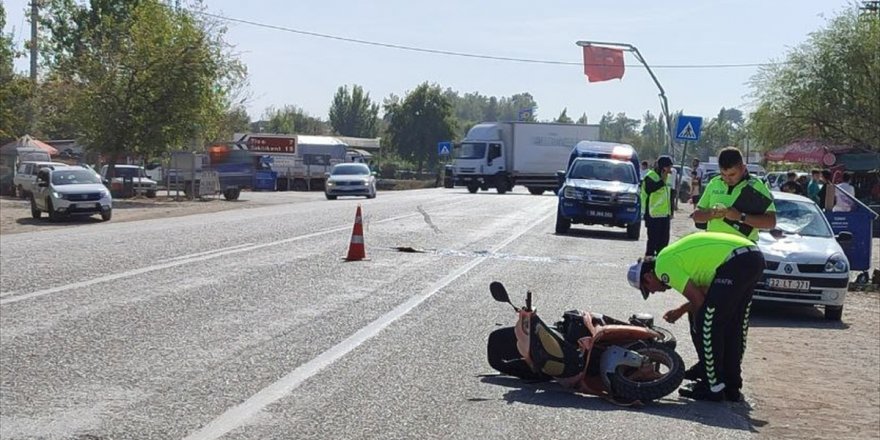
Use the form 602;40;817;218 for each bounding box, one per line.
345;205;368;261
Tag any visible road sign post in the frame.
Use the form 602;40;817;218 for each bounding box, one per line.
673;115;703;211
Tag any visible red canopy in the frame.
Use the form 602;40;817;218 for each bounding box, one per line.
764;140;852;166
0;134;59;155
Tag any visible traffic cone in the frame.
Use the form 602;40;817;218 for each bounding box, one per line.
345;205;368;261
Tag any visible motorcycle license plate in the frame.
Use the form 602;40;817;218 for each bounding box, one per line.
587;210;613;218
767;278;810;291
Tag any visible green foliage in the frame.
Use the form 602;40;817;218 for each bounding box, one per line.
0;3;33;143
260;105;327;135
328;84;379;137
442;90;537;137
38;0;247;160
749;7;880;150
384;82;457;173
554;108;573;124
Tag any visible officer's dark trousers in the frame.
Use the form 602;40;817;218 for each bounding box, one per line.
644;215;670;256
692;248;764;393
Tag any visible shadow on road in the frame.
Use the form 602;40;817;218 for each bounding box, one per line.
747;301;850;330
477;375;755;432
552;227;635;242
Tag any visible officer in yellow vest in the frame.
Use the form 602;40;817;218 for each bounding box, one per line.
693;147;777;241
640;155;673;256
627;232;765;402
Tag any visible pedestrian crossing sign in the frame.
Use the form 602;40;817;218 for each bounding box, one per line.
675;115;703;142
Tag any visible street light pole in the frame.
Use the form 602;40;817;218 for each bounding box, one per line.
575;40;675;157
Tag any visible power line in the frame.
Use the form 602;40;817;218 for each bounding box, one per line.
195;11;782;70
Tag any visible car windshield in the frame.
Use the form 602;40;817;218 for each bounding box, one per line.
773;199;833;237
51;169;102;185
569;159;636;183
331;164;370;176
112;167;144;178
456;142;486;160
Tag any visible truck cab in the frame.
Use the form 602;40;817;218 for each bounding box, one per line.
555;141;642;239
454;137;507;194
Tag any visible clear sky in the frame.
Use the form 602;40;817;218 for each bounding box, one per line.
3;0;855;124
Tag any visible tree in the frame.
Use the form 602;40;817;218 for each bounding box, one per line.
329;84;379;138
748;7;880;149
384;82;457;173
262;105;328;135
0;3;32;143
554;108;573;124
576;113;588;124
39;0;247;166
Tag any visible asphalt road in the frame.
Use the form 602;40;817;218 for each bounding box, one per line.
0;187;752;440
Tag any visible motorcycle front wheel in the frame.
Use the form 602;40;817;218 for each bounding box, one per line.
486;327;549;381
609;342;684;403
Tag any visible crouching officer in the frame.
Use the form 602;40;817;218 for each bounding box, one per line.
641;155;673;256
627;232;765;402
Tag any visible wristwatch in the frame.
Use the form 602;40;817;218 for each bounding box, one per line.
740;212;747;223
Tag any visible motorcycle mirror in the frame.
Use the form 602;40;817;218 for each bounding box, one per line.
489;281;511;305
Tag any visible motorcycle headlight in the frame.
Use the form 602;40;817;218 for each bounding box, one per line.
563;186;578;199
824;253;848;273
618;193;638;204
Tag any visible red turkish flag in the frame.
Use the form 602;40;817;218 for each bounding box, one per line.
583;46;625;82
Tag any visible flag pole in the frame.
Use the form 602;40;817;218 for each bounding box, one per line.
576;41;674;157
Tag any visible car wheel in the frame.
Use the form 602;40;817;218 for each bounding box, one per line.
325;193;337;200
46;199;59;222
30;196;41;219
555;208;571;234
824;305;843;321
17;185;26;199
626;222;641;240
101;209;112;222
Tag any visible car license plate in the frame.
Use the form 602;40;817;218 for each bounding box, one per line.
587;210;613;218
767;278;811;291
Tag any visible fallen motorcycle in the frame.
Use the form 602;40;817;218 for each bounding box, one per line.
487;281;684;404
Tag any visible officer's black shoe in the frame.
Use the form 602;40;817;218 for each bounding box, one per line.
678;382;724;402
683;363;704;381
724;388;743;402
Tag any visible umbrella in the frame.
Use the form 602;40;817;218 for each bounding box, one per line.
0;134;59;155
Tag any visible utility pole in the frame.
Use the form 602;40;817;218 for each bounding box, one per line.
859;1;880;18
30;0;38;83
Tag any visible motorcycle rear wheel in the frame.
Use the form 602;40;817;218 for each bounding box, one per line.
487;327;550;381
610;342;684;403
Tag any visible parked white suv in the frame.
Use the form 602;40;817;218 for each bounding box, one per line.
100;164;158;198
12;161;70;199
31;167;113;221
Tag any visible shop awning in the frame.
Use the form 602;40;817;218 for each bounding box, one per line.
764;140;852;165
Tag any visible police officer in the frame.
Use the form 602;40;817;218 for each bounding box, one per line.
686;146;776;386
693;147;777;241
627;232;765;402
641;155;673;256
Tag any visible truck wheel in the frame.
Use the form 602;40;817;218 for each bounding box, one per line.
555;209;571;234
223;188;241;201
466;183;479;194
527;187;544;195
626;222;641;240
496;179;510;194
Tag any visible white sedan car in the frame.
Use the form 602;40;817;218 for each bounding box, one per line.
325;163;377;200
754;191;851;320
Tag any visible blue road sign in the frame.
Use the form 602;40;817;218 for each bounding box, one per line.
675;115;704;142
438;141;453;156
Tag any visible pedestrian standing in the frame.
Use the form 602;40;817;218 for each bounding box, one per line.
641;155;673;256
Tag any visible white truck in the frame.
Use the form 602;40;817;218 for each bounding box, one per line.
452;122;601;194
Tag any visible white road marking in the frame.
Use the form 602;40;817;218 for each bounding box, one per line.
0;213;418;306
182;208;554;440
154;243;257;264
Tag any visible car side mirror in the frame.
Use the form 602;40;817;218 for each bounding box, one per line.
102;179;110;185
556;170;566;187
836;231;853;243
